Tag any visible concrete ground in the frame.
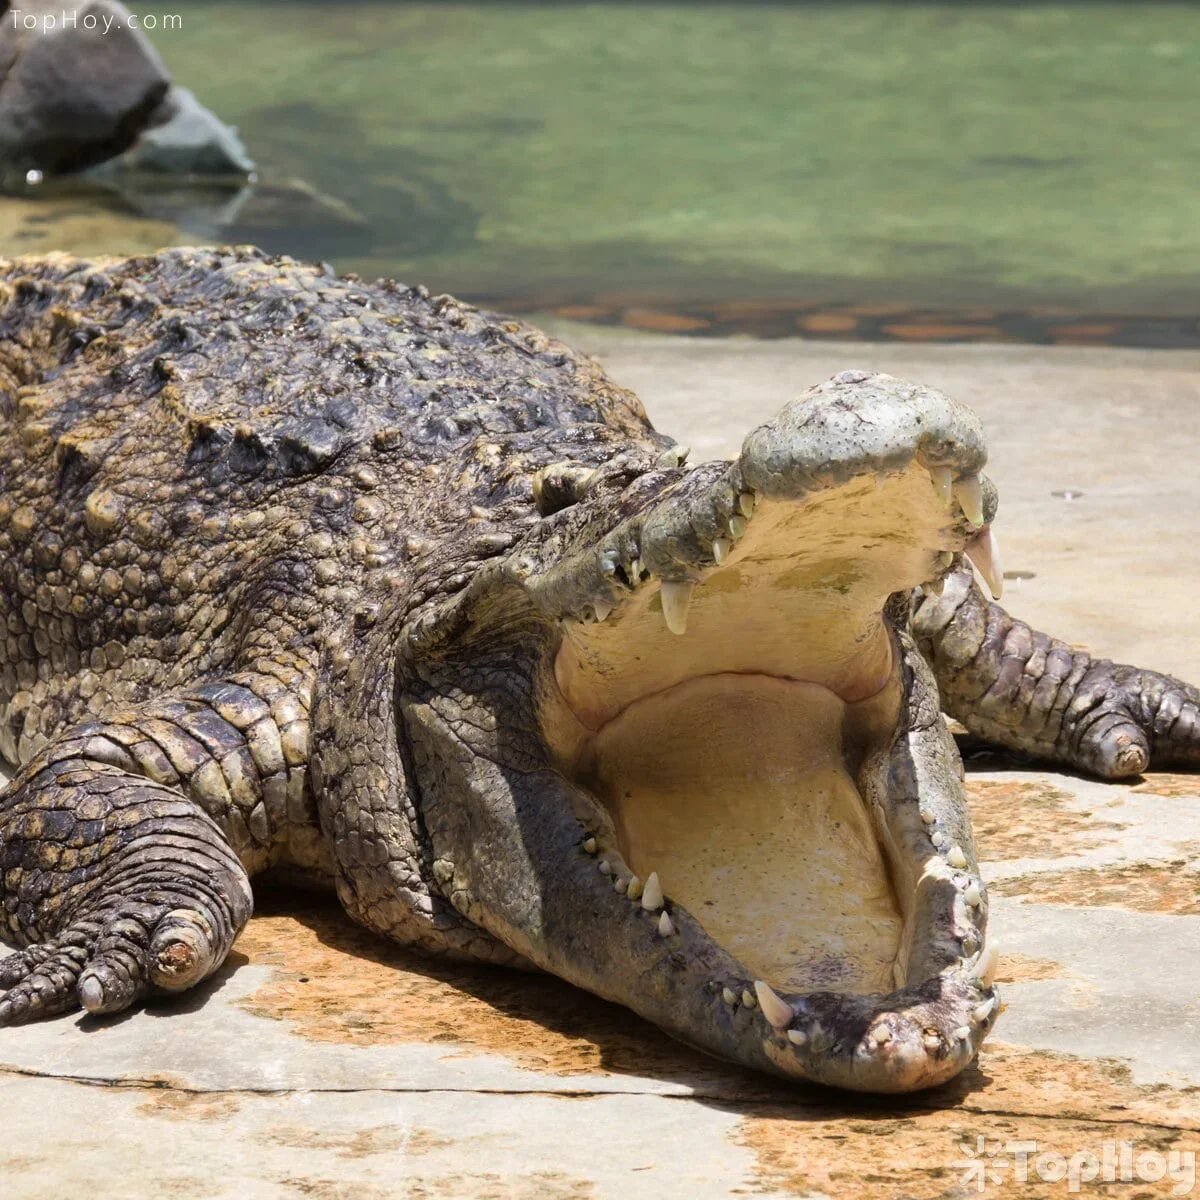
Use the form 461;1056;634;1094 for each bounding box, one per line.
3;335;1199;1199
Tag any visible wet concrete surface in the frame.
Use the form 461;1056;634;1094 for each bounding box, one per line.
3;338;1199;1198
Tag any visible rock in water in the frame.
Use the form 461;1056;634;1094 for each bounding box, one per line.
98;85;256;178
0;0;170;178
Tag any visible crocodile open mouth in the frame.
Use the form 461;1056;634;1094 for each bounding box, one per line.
547;458;998;992
530;379;1003;1089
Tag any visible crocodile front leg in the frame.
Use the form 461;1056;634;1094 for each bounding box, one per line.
0;755;252;1022
915;567;1200;778
0;664;314;1023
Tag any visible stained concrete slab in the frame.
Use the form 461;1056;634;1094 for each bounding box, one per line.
3;337;1200;1199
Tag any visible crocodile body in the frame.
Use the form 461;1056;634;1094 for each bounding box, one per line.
0;248;1195;1093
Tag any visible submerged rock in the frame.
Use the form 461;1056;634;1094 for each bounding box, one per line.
5;171;365;259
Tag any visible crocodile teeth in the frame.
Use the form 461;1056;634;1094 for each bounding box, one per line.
953;1026;971;1042
964;882;982;907
953;475;985;527
787;1029;807;1046
930;465;953;507
947;844;968;869
628;557;641;583
613;876;628;894
866;1026;892;1050
712;537;731;565
722;987;736;1005
974;943;1000;989
973;997;997;1023
738;491;756;518
582;837;597;854
641;871;664;911
626;876;643;901
660;581;693;636
593;598;615;622
754;981;793;1030
729;514;748;539
965;526;1003;600
657;911;675;937
741;989;756;1009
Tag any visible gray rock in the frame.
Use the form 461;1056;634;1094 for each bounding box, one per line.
112;85;255;177
0;0;169;178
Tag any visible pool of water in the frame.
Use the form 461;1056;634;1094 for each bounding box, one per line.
7;2;1200;337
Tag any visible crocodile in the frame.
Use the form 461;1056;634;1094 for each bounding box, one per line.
0;248;1196;1095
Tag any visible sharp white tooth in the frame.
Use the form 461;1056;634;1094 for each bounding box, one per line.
626;876;643;901
964;882;982;907
938;550;955;569
974;943;1000;989
947;844;968;869
741;989;756;1009
660;581;693;636
598;860;611;874
965;527;1003;599
787;1028;807;1046
922;1033;941;1051
722;987;736;1005
953;1026;971;1042
729;514;748;539
919;807;935;825
931;831;946;848
614;876;627;894
973;997;997;1023
712;537;731;564
582;837;597;854
753;980;793;1030
738;491;756;518
593;598;614;622
953;475;985;527
930;465;953;507
657;911;675;937
628;557;641;583
641;871;663;911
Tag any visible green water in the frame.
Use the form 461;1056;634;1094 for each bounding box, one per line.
45;4;1200;314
